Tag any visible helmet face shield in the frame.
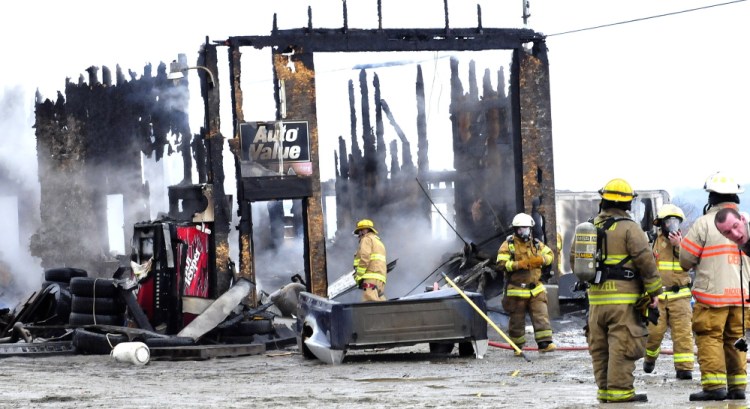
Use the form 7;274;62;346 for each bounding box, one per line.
515;227;532;241
662;217;681;236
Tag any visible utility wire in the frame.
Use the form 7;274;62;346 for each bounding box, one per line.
547;0;746;37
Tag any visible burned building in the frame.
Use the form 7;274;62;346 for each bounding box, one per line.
31;1;557;308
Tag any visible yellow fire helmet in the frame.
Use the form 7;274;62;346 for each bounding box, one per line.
599;178;637;202
353;219;378;235
653;203;685;226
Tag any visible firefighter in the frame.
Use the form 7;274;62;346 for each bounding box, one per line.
681;172;750;401
496;212;556;354
643;204;694;380
583;178;662;403
353;219;387;302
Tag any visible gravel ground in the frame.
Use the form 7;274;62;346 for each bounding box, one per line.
1;311;746;409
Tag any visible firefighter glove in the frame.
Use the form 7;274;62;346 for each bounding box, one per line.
515;259;530;270
635;295;660;325
528;255;544;268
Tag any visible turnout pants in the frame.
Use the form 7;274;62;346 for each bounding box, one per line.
644;296;694;371
360;279;386;302
587;303;647;402
692;303;749;392
502;290;552;347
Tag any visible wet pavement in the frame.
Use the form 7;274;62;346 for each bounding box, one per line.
0;312;746;409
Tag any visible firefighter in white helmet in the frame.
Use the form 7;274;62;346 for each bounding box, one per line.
643;204;694;380
681;172;750;401
496;212;556;354
352;219;388;302
582;178;662;403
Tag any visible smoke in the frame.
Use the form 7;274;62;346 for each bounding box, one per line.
0;87;39;188
325;195;464;303
0;86;43;306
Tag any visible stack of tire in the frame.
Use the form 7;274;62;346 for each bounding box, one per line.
39;268;88;325
68;277;126;327
42;267;87;291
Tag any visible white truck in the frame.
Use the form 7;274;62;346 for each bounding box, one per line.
555;189;671;298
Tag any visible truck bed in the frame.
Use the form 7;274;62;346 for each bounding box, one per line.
296;288;488;364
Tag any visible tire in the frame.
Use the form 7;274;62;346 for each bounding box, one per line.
53;287;72;323
429;342;455;354
71;296;126;315
224;319;274;336
72;328;126;354
458;342;475;357
298;337;317;359
69;277;117;298
145;337;195;348
44;268;88;283
68;312;126;326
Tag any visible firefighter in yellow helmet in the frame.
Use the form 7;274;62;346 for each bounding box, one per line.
643;204;694;380
352;219;388;302
582;178;662;403
681;172;750;401
496;212;556;354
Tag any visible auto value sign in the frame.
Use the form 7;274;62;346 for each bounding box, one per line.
240;121;310;164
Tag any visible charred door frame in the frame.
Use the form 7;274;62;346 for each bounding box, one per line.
221;10;557;297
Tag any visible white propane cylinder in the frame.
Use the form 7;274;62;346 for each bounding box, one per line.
573;222;598;283
111;341;150;366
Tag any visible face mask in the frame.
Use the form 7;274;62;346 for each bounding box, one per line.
515;227;531;241
662;217;681;236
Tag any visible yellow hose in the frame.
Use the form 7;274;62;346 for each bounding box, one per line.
442;273;530;362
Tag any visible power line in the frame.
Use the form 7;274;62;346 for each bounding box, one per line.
546;0;746;37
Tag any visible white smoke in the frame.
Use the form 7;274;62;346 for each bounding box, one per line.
0;86;43;306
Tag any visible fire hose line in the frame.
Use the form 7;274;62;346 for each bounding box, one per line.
489;341;676;355
490;341;750;362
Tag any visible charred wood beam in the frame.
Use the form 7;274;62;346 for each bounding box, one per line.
226;41;256;301
200;43;232;297
342;0;348;33
518;43;558;278
377;0;383;30
373;74;386;179
415;66;428;174
443;0;450;34
225;28;544;53
359;70;373;161
477;5;483;33
380;99;414;172
272;46;327;297
389;140;400;177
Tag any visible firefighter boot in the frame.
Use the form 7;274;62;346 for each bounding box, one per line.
643;360;655;374
676;370;693;380
727;389;746;400
538;341;556;353
689;388;727;401
620;394;648;403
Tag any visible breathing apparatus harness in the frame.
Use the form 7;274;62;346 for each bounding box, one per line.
592;217;636;284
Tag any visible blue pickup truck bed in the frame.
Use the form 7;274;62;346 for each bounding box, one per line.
296;288;489;364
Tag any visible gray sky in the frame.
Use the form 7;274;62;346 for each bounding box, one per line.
2;0;748;200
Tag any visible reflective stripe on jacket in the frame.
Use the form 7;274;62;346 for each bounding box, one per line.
354;232;387;284
680;203;750;307
497;234;554;297
653;234;691;300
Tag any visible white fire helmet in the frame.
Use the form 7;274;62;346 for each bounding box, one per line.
511;213;535;228
704;172;744;194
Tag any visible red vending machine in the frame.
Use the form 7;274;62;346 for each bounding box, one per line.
175;224;212;326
